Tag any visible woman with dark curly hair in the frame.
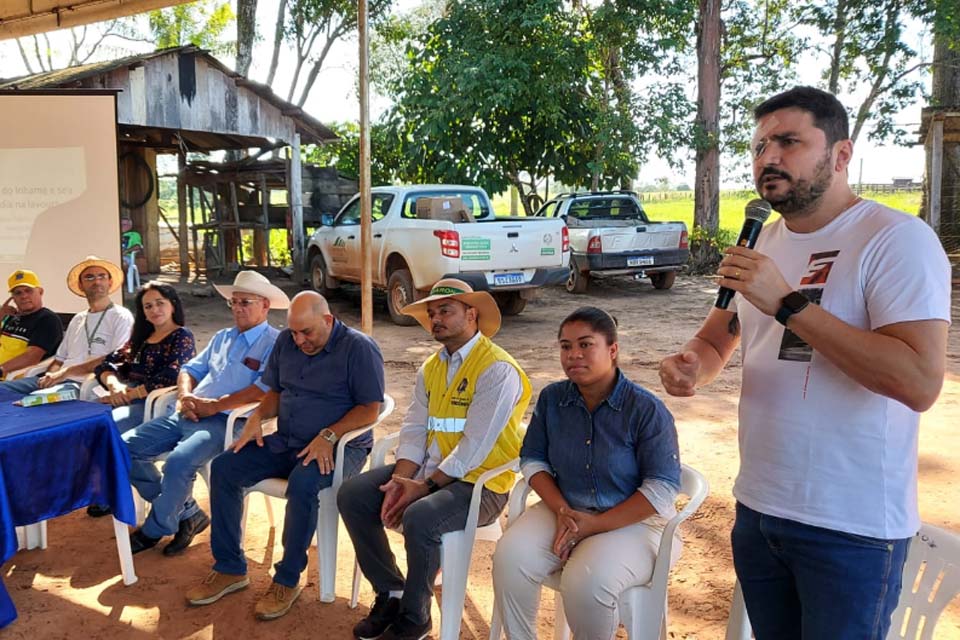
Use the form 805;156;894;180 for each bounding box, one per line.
93;281;196;431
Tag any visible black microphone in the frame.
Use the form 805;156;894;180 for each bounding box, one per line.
715;198;773;309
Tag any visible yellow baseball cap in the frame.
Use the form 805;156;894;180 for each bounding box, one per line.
8;270;41;292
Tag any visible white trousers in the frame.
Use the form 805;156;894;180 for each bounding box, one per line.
492;502;680;640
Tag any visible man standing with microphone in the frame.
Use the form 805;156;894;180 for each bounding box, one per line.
659;86;950;639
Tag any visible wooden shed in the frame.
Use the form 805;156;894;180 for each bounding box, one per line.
0;45;340;280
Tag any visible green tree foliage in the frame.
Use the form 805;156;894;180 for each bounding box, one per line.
304;121;404;186
794;0;938;144
387;0;694;213
717;0;803;166
149;1;235;54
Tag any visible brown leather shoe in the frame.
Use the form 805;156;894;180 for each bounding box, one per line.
185;571;250;606
254;582;303;620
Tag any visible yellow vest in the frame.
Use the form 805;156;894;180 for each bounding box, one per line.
423;335;531;494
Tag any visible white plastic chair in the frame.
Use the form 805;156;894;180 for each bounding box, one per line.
348;430;521;640
126;247;141;294
725;523;960;640
239;394;395;602
5;356;54;380
490;464;710;640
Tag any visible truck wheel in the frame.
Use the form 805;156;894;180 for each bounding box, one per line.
310;254;337;297
387;269;419;326
494;291;527;316
566;263;589;294
650;271;676;290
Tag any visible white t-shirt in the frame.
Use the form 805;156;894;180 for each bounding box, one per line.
55;304;134;381
732;200;951;539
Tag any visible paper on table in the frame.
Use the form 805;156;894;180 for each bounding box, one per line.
91;385;111;399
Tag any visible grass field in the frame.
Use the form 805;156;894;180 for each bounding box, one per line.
640;189;923;234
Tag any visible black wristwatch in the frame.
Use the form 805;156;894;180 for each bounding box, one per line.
775;291;810;326
424;477;440;494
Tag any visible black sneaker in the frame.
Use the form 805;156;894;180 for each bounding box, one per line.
381;614;432;640
163;510;211;556
353;594;401;639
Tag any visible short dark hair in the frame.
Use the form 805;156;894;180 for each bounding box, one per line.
754;86;849;145
558;306;618;345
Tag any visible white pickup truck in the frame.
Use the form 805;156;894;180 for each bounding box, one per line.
306;185;570;325
534;191;689;293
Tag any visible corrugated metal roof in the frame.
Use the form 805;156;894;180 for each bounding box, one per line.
0;45;338;145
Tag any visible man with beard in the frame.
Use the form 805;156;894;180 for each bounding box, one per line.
659;86;950;639
339;278;531;640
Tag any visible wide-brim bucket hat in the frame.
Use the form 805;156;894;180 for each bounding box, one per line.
401;278;501;337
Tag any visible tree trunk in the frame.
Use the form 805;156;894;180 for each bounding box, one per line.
827;0;849;94
265;0;287;86
692;0;722;273
925;15;959;256
236;0;258;76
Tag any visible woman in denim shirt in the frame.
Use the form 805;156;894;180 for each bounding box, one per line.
493;307;681;640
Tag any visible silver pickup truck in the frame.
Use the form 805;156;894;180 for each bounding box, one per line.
534;191;689;293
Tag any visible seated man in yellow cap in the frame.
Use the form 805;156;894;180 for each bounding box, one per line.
339;278;531;640
0;270;64;380
0;256;133;395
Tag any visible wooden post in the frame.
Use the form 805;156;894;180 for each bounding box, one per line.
261;174;271;267
143;149;161;273
359;0;373;336
291;133;306;284
190;186;200;278
929;117;944;234
177;152;189;280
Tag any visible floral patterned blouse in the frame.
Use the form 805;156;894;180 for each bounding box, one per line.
94;326;196;393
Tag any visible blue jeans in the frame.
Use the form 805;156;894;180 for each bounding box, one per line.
731;502;910;640
111;400;146;434
122;412;238;538
0;375;80;395
209;439;369;587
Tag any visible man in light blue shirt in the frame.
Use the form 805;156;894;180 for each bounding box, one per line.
123;271;289;556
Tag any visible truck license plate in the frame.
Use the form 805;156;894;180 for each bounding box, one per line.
494;272;525;286
628;256;655;267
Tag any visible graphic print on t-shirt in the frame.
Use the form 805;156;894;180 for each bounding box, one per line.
778;250;840;362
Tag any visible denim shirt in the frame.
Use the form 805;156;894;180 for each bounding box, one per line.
520;370;681;512
182;322;279;409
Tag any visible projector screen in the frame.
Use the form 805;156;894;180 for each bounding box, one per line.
0;91;122;313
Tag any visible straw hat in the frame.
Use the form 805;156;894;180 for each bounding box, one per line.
401;278;501;337
213;270;290;310
67;256;124;296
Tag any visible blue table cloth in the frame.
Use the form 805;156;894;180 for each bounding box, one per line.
0;388;136;628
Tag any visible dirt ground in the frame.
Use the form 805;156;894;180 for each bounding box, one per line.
3;273;959;639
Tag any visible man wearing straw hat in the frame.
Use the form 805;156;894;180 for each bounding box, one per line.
0;256;132;395
122;271;288;556
339;278;531;640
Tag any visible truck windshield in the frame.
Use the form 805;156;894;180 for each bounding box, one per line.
567;197;647;221
401;191;490;220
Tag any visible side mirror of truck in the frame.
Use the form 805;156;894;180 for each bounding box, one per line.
321;213;334;226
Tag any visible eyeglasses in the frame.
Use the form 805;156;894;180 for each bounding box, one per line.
227;297;262;309
82;273;111;282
